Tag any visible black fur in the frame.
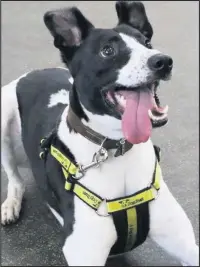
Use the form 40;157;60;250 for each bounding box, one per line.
17;68;76;241
116;1;153;40
43;2;155;119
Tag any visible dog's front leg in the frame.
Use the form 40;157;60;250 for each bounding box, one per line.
62;198;117;266
149;180;199;266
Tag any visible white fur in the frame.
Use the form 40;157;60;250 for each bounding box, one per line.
68;77;74;84
1;73;199;266
1;74;28;224
48;89;69;107
117;33;160;87
56;66;69;70
81;104;123;140
47;204;64;226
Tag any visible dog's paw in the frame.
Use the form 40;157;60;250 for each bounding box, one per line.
1;197;22;225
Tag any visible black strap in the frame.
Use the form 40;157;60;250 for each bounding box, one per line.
132;203;149;248
154;145;161;162
110;148;160;255
110;210;128;255
110;202;150;255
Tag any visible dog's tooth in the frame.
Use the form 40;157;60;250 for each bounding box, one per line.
148;109;167;121
152;104;169;115
157;105;169;114
121;99;126;107
120;97;126;106
162;105;169;114
114;94;119;102
115;93;126;107
148;109;154;120
115;94;120;100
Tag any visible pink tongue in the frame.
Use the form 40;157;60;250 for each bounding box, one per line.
122;91;153;144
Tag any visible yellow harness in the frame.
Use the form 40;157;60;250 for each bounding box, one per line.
40;137;161;254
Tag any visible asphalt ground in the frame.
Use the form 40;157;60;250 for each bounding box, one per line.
1;1;199;266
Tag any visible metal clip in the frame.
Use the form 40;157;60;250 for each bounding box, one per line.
75;139;108;179
75;161;100;179
93;147;108;163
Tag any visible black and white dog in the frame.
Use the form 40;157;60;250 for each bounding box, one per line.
1;1;198;266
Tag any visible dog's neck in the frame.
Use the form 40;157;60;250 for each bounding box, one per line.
81;106;123;140
56;86;125;164
69;85;123;140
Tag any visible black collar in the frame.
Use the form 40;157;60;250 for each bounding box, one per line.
67;107;133;157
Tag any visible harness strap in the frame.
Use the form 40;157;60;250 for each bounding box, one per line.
40;137;161;255
110;203;150;255
49;143;161;214
51;145;77;175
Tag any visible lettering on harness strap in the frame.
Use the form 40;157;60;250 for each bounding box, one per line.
125;208;137;251
119;197;144;209
73;184;102;210
51;145;77;175
107;189;155;213
82;191;100;207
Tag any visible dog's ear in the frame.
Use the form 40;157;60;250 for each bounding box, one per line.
44;7;94;62
115;1;153;40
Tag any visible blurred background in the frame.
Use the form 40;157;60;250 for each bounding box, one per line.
1;1;199;266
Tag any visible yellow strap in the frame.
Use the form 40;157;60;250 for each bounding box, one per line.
107;188;155;213
107;161;161;213
64;161;161;213
125;208;137;251
62;165;102;209
62;167;69;179
152;161;161;190
62;167;73;191
50;144;161;213
51;145;77;175
73;183;102;210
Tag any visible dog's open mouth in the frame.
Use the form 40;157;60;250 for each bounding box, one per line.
104;82;168;144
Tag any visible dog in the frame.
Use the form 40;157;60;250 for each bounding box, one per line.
1;1;199;266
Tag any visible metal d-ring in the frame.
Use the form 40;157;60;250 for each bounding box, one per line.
96;199;110;217
93;138;108;163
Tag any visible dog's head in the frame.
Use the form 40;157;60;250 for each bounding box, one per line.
44;1;173;144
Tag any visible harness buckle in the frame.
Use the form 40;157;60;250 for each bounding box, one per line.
92;137;108;163
75;140;108;179
93;147;108;163
75;160;100;179
96;199;110;217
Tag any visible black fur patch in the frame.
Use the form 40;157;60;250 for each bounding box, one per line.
16;68;76;239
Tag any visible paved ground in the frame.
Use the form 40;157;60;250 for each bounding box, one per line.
1;1;199;266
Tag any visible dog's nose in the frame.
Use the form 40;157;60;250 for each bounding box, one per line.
147;54;173;75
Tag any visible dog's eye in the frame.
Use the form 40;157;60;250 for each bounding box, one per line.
145;39;152;49
100;45;115;58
